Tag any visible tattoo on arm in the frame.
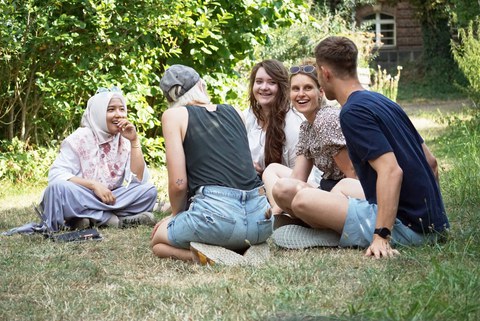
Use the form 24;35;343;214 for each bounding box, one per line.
175;178;184;186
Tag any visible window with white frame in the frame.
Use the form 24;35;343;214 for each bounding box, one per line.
362;13;396;47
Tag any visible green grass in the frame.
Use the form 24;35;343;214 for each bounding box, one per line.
397;80;467;103
395;62;468;103
1;102;479;321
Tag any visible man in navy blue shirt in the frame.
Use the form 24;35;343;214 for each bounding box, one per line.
271;36;449;259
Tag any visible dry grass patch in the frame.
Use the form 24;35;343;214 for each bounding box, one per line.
0;202;409;320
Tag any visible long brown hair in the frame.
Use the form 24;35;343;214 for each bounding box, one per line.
248;59;289;167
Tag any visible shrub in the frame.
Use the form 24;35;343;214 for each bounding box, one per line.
0;138;57;184
452;18;480;106
257;8;376;68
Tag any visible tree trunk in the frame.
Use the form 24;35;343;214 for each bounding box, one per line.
8;104;14;140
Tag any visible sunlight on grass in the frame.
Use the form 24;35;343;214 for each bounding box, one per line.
1;102;479;321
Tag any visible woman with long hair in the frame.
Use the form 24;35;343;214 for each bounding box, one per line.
244;59;305;176
263;58;361;223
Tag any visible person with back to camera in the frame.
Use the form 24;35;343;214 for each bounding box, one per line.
157;59;318;216
36;87;157;232
262;58;363;236
273;36;449;257
150;65;273;266
244;59;306;176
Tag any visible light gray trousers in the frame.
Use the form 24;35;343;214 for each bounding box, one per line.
40;180;157;231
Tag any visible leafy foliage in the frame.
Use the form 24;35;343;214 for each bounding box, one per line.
407;0;459;86
0;138;56;183
451;0;480;28
377;0;470;96
257;7;376;68
0;0;308;156
452;19;480;106
3;1;385;184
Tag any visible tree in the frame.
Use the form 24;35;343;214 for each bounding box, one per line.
404;0;459;86
313;0;376;21
452;19;480;105
451;0;480;28
0;0;308;150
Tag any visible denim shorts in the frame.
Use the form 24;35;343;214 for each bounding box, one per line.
167;185;273;250
339;198;443;248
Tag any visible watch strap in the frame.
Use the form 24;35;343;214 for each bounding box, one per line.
374;227;391;239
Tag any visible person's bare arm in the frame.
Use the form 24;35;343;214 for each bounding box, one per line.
333;147;357;178
162;108;189;215
290;154;314;182
68;176;116;205
234;106;247;127
422;143;439;183
116;118;146;181
365;152;402;259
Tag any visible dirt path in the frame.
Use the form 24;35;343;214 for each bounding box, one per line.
401;98;471;114
401;99;471;132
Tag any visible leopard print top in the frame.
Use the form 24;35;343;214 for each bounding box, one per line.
296;106;346;180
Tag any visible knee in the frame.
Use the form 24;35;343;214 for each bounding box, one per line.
150;230;165;251
262;164;273;180
45;180;74;195
150;218;170;247
291;189;310;213
134;183;158;204
144;183;158;201
151;232;177;259
151;243;172;258
262;163;283;181
272;178;291;201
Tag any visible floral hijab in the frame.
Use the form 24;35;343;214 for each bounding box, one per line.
65;90;130;190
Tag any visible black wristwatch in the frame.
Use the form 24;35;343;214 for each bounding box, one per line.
374;227;391;239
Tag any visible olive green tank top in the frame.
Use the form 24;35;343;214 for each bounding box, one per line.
183;104;262;196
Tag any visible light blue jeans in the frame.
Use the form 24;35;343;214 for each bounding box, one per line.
167;185;272;251
340;198;447;248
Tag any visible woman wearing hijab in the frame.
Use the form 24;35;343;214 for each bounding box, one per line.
40;87;157;231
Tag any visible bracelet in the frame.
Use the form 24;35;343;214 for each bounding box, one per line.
131;141;141;148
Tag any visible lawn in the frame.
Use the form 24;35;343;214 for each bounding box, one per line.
1;99;479;321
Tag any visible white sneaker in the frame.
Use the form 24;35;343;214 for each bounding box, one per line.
243;243;270;266
118;212;156;228
190;242;246;266
272;225;340;249
190;242;271;266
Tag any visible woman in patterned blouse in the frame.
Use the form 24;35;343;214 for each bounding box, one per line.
263;58;363;218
